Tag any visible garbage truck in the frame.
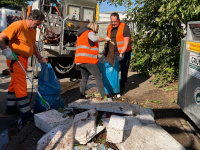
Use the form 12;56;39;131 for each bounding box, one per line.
0;6;23;33
31;0;98;78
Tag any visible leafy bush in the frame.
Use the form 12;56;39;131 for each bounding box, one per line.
127;0;200;86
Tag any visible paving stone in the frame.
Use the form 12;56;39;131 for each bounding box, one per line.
34;109;69;133
37;117;73;150
106;115;125;143
74;109;98;144
123;124;185;150
68;99;139;115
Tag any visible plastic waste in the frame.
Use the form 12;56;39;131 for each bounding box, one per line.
34;63;64;113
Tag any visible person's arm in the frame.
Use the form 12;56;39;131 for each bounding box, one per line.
119;37;130;57
0;32;15;60
0;32;8;50
120;25;131;57
88;32;110;42
33;44;47;64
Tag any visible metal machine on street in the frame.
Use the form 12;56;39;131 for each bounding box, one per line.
31;0;97;78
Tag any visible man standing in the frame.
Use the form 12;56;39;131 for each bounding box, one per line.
107;12;132;94
0;10;46;123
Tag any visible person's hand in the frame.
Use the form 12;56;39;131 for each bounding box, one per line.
2;48;15;60
118;53;124;61
105;37;111;41
38;57;47;64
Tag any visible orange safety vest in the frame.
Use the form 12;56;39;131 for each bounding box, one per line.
107;22;132;53
75;30;99;64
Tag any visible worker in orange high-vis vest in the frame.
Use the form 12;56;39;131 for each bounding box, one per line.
0;10;47;124
107;12;132;94
75;22;112;100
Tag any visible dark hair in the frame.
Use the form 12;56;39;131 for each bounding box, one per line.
110;12;119;20
29;9;45;20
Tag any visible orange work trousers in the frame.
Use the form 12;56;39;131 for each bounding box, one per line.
7;56;28;98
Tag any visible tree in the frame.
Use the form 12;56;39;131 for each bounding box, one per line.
0;0;33;8
127;0;200;86
98;0;132;7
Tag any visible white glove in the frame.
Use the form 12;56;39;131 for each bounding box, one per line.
38;57;47;64
105;37;111;41
2;48;15;60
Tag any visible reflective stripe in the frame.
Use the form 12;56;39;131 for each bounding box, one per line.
76;46;99;51
75;53;98;58
7;93;16;99
7;92;17;106
7;101;17;106
118;43;132;50
17;98;29;106
118;47;123;50
117;41;124;45
20;105;31;113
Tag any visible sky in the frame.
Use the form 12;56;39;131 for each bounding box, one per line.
98;1;128;13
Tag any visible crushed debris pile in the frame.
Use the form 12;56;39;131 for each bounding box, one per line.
34;99;185;150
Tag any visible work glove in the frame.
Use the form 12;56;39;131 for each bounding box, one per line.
38;57;47;64
105;37;111;41
2;48;15;60
117;53;124;61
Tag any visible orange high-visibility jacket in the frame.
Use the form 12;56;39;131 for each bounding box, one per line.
75;30;99;64
107;22;132;53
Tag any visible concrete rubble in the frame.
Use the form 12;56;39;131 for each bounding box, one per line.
122;124;185;150
68;99;140;115
106;115;125;143
123;116;142;140
35;100;185;149
37;117;74;150
74;109;98;144
34;109;70;133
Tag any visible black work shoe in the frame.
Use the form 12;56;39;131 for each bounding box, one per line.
120;87;125;95
21;111;34;124
21;115;34;125
80;94;87;99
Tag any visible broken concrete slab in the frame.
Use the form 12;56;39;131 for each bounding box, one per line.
74;109;98;144
136;113;155;125
139;108;155;117
87;126;105;142
68;99;139;115
102;118;110;128
37;117;73;150
136;108;155;125
115;143;125;150
34;109;69;133
106;115;125;143
122;124;185;150
123;116;142;140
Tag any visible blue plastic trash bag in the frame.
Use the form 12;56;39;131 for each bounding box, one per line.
98;56;120;94
34;63;64;113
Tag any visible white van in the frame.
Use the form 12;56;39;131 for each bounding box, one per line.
0;7;22;32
